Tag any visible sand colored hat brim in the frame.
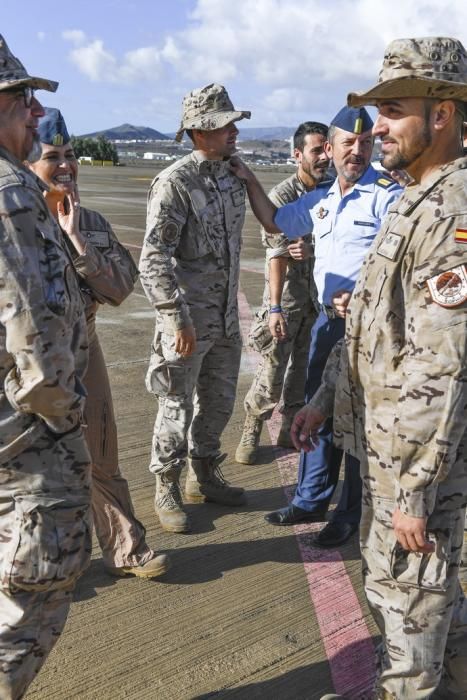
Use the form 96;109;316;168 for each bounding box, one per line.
175;109;251;143
348;75;467;107
0;76;58;92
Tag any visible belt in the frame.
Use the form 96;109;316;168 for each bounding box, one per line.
319;304;338;320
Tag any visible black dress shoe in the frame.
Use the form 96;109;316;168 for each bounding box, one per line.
312;521;358;548
265;504;327;526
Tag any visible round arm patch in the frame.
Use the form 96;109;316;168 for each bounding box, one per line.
426;265;467;307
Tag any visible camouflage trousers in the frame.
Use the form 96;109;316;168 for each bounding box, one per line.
361;497;467;699
244;307;315;420
146;332;242;474
0;427;92;699
84;323;153;568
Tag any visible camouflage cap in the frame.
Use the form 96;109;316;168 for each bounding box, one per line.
175;83;250;142
348;37;467;107
0;34;58;93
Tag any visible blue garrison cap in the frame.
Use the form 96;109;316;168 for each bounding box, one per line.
330;106;373;134
37;107;71;146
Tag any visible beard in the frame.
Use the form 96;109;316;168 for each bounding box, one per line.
339;159;367;184
302;159;328;183
26;133;42;163
381;120;432;171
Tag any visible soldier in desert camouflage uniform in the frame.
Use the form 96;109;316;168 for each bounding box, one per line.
28;107;169;579
140;84;249;533
290;37;467;700
0;36;92;699
235;122;327;465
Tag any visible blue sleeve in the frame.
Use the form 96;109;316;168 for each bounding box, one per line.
273;194;315;239
377;185;403;219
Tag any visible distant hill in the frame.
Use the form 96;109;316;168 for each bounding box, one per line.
237;126;293;141
79;123;171;141
164;126;294;142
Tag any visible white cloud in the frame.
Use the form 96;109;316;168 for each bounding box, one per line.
37;32;46;42
163;0;467;87
60;0;467;128
62;29;87;45
68;40;117;82
119;46;162;82
62;33;163;84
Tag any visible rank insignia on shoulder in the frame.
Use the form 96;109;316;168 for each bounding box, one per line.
455;228;467;244
317;206;329;219
377;177;393;188
426;265;467;307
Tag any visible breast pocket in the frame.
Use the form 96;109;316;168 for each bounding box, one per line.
344;218;379;253
314;216;333;241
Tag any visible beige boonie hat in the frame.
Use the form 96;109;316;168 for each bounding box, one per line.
0;34;58;93
175;83;250;142
348;37;467;107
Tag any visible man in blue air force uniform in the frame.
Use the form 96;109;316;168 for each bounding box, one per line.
231;106;402;547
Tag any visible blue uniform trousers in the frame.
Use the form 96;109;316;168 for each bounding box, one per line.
292;311;361;524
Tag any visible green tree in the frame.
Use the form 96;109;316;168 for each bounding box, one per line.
70;135;119;164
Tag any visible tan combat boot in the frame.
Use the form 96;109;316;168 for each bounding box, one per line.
185;454;246;506
155;471;190;533
276;413;295;448
106;551;171;579
235;415;263;464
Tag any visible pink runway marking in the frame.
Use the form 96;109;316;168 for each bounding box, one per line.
237;286;375;698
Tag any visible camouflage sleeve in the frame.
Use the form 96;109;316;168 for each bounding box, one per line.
139;178;192;331
73;210;139;306
307;338;344;417
0;185;86;433
395;217;467;517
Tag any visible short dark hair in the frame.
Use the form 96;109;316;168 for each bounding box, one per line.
293;121;328;151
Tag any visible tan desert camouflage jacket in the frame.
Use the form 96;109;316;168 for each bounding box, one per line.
310;158;467;518
66;206;139;325
0;147;88;459
140;151;246;340
260;172;318;313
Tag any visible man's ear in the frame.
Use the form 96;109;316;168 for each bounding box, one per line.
324;140;333;159
432;100;456;131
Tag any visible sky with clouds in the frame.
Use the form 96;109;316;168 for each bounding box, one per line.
3;0;467;136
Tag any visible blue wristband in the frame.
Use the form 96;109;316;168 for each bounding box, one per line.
269;305;282;313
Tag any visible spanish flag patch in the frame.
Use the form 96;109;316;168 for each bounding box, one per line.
455;228;467;243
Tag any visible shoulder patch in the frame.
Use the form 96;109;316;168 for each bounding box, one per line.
376;177;395;189
426;266;467;307
455;228;467;244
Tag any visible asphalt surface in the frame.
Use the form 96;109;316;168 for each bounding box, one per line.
25;163;377;700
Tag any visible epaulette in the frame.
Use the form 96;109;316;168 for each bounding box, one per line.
376;175;396;188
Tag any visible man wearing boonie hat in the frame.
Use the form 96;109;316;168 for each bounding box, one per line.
0;35;92;698
288;37;467;700
231;106;401;547
140;84;250;533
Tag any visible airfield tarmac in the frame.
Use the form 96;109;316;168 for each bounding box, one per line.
25;163;380;700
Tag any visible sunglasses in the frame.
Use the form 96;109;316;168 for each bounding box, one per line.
2;86;35;108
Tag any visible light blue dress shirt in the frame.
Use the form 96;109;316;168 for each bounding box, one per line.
274;166;402;305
